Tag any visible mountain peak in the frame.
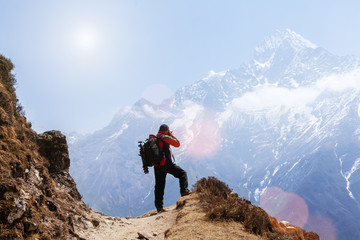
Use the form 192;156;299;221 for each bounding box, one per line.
255;29;318;56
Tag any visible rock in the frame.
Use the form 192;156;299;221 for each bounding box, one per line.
10;160;24;178
137;231;153;239
7;198;26;224
37;130;70;173
45;200;57;212
155;215;164;220
0;55;93;240
91;218;100;227
229;190;238;197
0;85;14;116
24;220;38;233
50;171;82;201
0;107;11;126
83;220;93;230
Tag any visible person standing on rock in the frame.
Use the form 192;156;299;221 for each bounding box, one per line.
154;124;190;213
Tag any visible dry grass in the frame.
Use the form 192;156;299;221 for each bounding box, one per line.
193;177;319;240
165;192;262;240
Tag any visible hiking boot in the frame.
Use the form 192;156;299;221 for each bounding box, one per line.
157;208;166;213
181;189;191;197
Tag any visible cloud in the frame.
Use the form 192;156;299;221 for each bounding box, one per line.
230;86;319;111
219;68;360;124
316;69;360;92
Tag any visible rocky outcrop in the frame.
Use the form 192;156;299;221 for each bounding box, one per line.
0;55;87;239
37;130;71;174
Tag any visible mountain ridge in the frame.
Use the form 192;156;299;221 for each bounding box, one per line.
0;39;320;239
69;29;360;239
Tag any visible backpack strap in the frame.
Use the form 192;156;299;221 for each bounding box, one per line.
157;134;176;163
156;134;166;153
156;134;166;143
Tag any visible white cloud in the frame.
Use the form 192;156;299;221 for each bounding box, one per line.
231;86;319;111
316;69;360;92
219;69;360;124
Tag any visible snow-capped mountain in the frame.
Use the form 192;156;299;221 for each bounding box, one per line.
69;29;360;240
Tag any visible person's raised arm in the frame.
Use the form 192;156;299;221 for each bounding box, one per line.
162;131;180;147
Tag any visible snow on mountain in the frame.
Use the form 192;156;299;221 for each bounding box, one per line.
255;29;317;56
69;29;360;240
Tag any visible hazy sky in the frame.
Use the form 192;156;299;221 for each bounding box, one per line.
1;0;360;134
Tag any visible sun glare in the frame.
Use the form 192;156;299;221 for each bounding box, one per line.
73;28;98;54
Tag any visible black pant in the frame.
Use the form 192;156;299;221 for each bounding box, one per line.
154;159;188;210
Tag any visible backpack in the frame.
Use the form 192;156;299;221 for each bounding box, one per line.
138;135;164;174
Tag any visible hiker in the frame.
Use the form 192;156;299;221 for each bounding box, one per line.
154;124;190;213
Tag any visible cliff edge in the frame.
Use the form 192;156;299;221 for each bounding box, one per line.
0;55;94;239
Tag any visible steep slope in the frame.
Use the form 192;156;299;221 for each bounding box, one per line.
69;29;360;239
0;55;96;239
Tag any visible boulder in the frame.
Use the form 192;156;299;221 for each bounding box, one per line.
137;231;153;239
37;131;70;173
7;198;27;224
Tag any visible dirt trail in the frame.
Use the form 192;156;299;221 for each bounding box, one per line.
74;193;261;240
75;205;177;240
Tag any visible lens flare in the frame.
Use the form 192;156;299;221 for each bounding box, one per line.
306;214;337;240
260;187;309;228
185;118;221;159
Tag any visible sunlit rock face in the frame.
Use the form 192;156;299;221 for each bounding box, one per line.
69;29;360;240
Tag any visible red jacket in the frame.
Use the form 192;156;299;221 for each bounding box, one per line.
154;130;180;166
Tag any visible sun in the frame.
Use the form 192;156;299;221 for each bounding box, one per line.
72;27;99;54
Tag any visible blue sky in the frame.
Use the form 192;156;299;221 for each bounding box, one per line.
1;0;360;134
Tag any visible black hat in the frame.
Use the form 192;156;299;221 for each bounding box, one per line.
159;124;169;131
